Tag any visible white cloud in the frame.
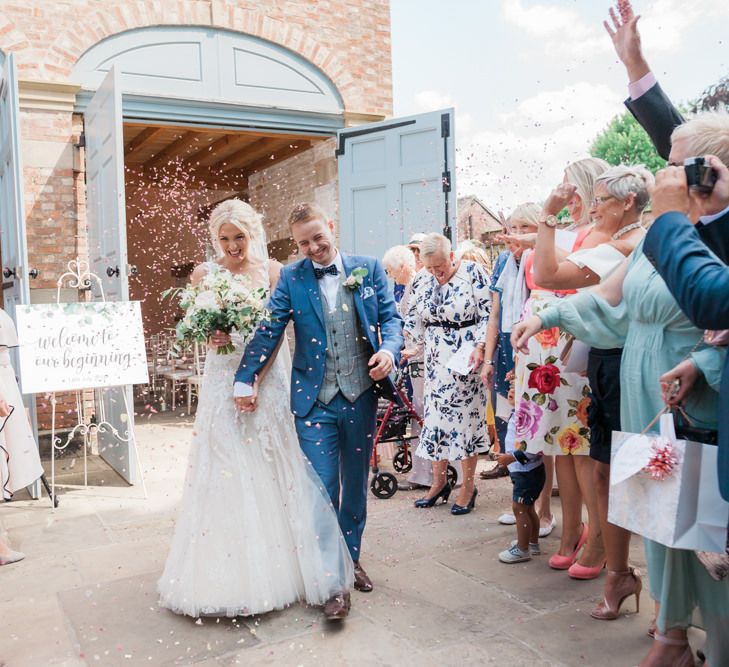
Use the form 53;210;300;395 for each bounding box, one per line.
456;82;624;211
413;89;473;136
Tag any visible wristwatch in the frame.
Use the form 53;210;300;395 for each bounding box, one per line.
482;359;494;365
540;214;559;228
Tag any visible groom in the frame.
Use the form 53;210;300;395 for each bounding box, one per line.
234;202;403;618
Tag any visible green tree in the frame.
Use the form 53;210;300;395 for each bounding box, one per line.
590;110;665;172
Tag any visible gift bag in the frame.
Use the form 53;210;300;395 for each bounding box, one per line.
608;413;729;553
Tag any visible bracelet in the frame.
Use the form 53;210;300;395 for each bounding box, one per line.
482;359;494;366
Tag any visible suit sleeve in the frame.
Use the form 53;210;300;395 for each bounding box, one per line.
372;258;404;362
644;212;729;329
234;269;293;384
624;82;684;160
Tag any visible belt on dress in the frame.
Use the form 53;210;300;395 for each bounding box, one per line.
424;318;477;330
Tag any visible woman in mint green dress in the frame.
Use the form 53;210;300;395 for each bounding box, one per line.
512;240;728;667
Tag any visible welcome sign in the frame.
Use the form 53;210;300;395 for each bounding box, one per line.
16;302;149;393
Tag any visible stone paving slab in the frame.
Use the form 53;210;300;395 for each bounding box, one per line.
0;414;693;666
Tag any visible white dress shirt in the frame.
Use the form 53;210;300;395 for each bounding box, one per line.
313;251;345;313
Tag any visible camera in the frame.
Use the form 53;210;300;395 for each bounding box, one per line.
683;157;718;193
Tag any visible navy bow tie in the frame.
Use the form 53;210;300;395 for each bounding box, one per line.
314;264;339;279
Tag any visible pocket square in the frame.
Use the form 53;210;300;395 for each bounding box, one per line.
361;286;375;299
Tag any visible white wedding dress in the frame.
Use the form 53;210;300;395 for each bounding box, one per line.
158;264;354;617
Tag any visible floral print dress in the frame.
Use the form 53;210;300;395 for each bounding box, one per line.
514;290;591;456
405;260;491;461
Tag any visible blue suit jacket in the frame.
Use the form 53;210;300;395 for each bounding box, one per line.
235;253;404;417
644;212;729;500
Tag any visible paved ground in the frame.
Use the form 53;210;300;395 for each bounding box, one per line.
0;410;704;666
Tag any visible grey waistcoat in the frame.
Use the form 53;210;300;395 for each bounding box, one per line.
317;283;374;404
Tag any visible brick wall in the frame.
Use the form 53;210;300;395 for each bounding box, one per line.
0;0;392;116
249;138;338;259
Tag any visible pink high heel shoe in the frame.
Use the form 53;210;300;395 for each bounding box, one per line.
568;558;606;580
549;523;588;570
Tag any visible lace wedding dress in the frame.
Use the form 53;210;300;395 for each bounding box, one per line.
158;265;353;617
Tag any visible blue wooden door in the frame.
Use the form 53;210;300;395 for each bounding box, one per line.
337;109;456;259
84;67;139;485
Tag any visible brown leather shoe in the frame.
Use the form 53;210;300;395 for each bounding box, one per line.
323;592;351;620
353;561;373;592
480;464;509;480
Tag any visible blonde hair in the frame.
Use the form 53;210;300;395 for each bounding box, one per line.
457;240;490;268
509;202;541;228
595;164;654;211
420;233;451;258
208;199;264;257
672;111;729;167
382;245;416;273
564;157;610;224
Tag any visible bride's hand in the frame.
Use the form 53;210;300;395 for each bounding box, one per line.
209;330;232;348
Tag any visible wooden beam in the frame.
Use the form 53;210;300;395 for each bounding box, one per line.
147;131;202;169
124;126;162;156
241;140;312;175
123;119;328;141
186;134;258;168
217;138;296;172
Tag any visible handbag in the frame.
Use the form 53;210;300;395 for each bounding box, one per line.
609;410;729;553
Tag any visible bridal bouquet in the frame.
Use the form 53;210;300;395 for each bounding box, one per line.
163;270;268;355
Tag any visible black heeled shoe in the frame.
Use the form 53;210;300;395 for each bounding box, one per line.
451;487;478;515
414;482;452;508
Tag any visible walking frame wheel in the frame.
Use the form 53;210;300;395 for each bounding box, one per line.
370;472;398;499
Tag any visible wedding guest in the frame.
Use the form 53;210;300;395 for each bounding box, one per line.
0;307;44;502
479;204;556;536
644;157;729;506
407;233;426;271
504;158;608;580
512;228;729;666
0;398;26;566
457;239;492;274
403;233;491;514
605;0;729;264
383;245;429;491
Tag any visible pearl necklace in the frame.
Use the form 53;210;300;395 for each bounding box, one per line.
612;221;643;240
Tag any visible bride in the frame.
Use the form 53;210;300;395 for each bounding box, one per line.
158;199;354;620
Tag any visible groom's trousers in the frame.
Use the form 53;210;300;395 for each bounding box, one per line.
295;388;377;561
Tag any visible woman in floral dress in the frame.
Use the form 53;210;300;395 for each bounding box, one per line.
403;233;491;515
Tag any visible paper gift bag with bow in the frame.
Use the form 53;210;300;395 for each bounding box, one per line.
608;413;729;553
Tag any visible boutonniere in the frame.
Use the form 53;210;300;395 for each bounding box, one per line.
343;267;368;291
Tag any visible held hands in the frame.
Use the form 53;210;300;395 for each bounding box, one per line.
368;351;394;381
510;316;544;354
659;360;700;408
234;378;259;413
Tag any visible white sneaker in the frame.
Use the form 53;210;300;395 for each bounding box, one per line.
499;544;531;564
539;515;557;537
511;540;541;555
497;512;516;525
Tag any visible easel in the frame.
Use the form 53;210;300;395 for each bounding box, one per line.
48;259;148;508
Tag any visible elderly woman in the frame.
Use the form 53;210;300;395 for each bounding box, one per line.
403;233;491;514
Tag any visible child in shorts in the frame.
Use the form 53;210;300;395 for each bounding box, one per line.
497;411;545;564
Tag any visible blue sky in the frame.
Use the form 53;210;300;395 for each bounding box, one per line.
391;0;729;210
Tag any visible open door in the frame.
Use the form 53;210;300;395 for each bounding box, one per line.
84;67;139;484
0;53;40;497
336;108;456;259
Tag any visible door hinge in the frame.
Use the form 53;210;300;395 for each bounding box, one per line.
441;114;450;139
442;170;452;193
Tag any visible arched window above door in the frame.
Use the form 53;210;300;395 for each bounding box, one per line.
71;26;343;114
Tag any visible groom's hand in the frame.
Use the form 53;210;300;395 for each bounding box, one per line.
368;351;393;381
234;378;259;412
